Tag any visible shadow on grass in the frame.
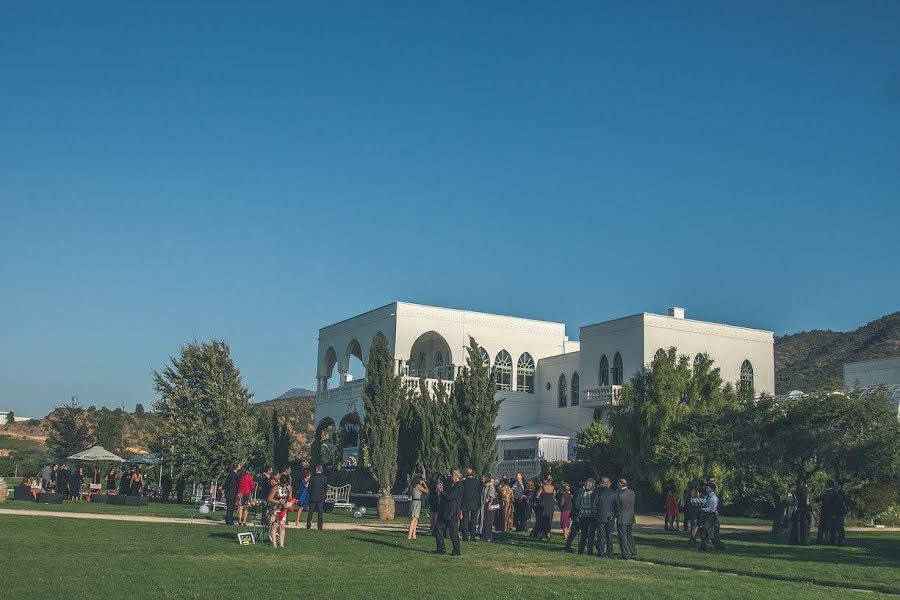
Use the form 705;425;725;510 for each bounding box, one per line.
346;534;438;555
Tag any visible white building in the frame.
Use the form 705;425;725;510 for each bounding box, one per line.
313;302;774;474
843;356;900;419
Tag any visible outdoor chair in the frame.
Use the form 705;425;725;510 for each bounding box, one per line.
325;484;353;510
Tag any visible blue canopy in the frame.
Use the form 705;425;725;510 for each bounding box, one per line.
127;453;161;465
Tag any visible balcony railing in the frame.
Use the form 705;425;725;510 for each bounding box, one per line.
316;378;366;406
582;385;623;407
402;375;454;395
402;364;456;381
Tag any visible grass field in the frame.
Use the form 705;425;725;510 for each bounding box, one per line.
1;513;897;599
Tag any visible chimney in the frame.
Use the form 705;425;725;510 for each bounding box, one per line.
667;307;685;319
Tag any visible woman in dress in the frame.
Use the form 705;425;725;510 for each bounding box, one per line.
557;484;573;542
535;475;556;541
266;473;293;548
294;469;311;526
70;467;85;501
129;467;144;497
498;478;514;532
407;475;428;540
664;486;681;531
480;474;497;542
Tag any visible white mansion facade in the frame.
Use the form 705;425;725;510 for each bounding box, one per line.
313;302;774;471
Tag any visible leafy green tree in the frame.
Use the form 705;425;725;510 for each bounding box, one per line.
94;408;126;454
574;418;611;465
151;340;259;481
134;403;146;416
406;376;458;480
361;332;404;517
46;398;93;460
454;337;502;475
4;411;13;428
611;347;692;492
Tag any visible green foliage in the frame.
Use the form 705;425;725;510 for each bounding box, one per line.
4;411;14;428
0;436;49;477
574;418;610;465
46;398;93;461
134;403;145;416
454;337;502;475
407;376;458;479
361;332;403;496
93;408;126;455
151;340;259;481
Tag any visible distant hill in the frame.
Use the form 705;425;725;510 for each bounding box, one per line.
775;311;900;393
256;388;317;463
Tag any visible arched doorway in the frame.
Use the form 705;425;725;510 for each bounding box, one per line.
408;331;453;379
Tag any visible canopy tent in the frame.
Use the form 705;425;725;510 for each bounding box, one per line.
127;454;161;465
68;445;126;462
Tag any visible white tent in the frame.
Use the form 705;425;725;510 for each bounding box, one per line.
68;445;126;462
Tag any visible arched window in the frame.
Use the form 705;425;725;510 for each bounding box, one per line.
740;360;754;393
599;355;609;386
654;348;667;364
479;347;490;368
494;350;512;391
434;352;444;380
516;353;535;393
558;374;568;407
693;353;705;370
612;352;624;386
571;372;580;406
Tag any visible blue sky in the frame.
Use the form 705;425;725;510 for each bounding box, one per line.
2;1;898;416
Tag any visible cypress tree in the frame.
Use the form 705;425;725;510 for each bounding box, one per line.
454;336;502;475
362;332;403;518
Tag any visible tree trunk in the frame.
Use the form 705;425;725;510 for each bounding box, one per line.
377;492;395;520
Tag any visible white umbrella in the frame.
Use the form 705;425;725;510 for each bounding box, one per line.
68;445;126;462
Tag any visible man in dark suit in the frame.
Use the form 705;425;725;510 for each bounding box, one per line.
615;478;637;559
307;464;328;530
224;463;241;525
460;467;481;541
435;469;463;556
593;476;617;558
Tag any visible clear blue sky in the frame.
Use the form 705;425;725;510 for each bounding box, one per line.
2;1;899;417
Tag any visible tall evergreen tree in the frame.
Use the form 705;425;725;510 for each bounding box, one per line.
93;408;126;454
151;340;259;481
46;398;93;460
362;332;404;517
454;336;502;475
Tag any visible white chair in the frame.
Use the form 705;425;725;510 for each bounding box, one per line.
326;484;353;510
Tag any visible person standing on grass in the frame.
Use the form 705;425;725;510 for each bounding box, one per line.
532;475;556;541
293;469;311;527
664;485;680;531
266;473;292;548
57;464;70;498
257;467;273;504
511;473;527;531
236;467;254;526
70;467;85;500
460;467;481;542
224;463;241;526
130;466;145;497
307;464;328;530
558;484;574;544
790;482;812;545
572;479;597;555
615;478;637;559
407;475;428;540
498;478;514;532
593;476;616;559
699;484;724;551
105;468;117;494
480;473;497;542
434;469;463;555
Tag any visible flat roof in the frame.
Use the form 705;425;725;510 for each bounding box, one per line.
581;311;773;336
321;300;566;331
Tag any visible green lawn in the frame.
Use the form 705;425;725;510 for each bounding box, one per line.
1;514;897;599
0;497;379;522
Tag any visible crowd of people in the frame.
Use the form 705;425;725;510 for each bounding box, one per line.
20;463;149;501
425;469;645;558
218;463;330;548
